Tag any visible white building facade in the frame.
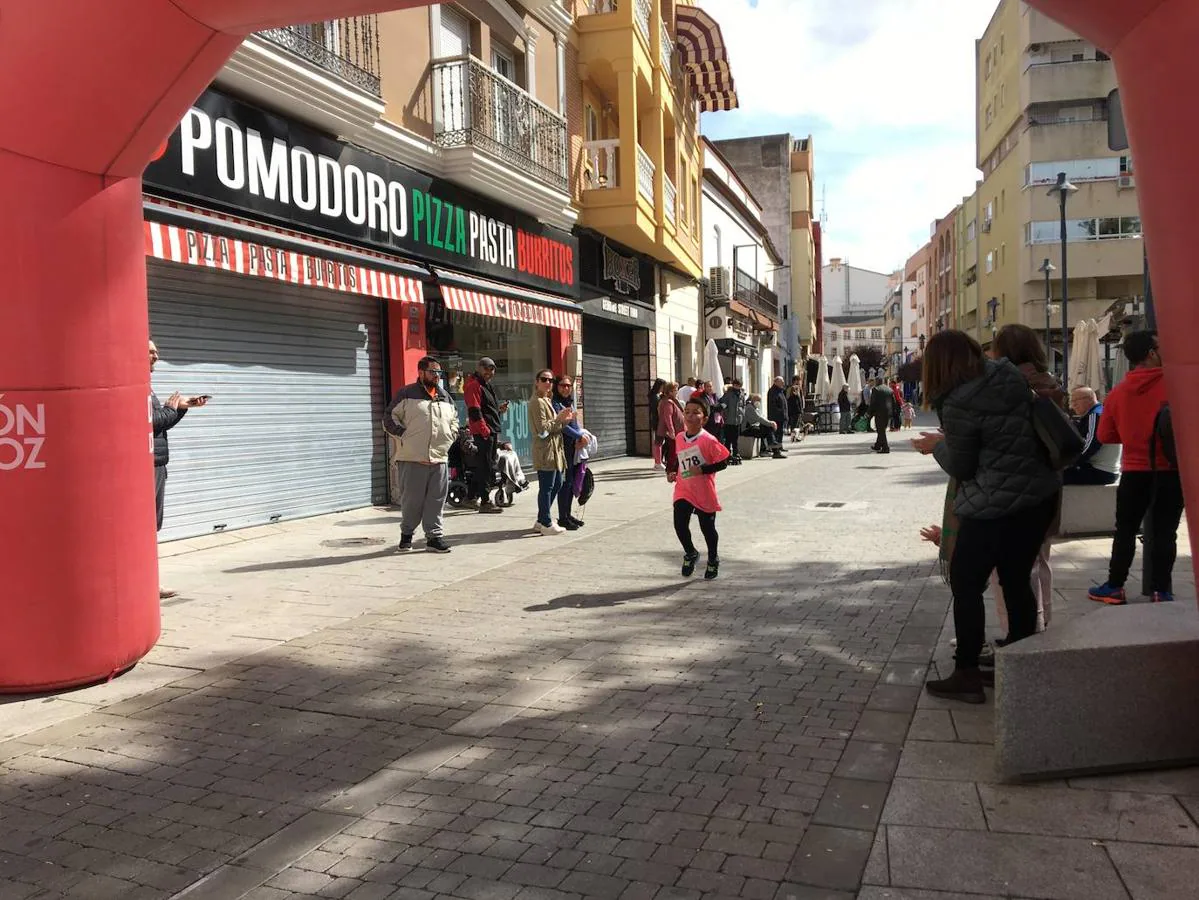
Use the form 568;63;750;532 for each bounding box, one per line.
700;140;784;398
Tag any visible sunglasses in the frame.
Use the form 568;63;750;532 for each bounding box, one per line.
557;382;573;389
537;375;554;383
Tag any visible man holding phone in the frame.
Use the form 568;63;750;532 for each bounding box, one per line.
149;340;208;598
463;356;509;513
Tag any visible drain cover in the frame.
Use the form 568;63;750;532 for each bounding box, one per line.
814;501;845;509
320;537;386;548
802;500;867;512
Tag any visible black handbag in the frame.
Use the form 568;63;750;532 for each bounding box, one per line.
1030;392;1084;470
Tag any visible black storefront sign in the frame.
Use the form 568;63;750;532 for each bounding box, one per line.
144;88;579;296
577;232;656;306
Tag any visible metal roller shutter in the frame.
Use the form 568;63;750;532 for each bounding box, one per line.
580;319;634;459
148;261;387;541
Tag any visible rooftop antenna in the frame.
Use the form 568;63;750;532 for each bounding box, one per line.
819;183;828;231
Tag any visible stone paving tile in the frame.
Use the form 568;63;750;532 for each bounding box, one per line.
880;779;987;831
1105;841;1199;900
885;825;1128;899
857;889;1013;900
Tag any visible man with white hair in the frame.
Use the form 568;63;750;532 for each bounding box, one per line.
1064;386;1120;486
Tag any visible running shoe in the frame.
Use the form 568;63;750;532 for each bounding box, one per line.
1088;583;1127;605
682;551;700;577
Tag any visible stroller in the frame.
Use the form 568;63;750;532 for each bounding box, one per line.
850;405;872;433
446;433;528;509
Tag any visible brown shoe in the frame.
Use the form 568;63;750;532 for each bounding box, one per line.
159;588;178;600
925;667;986;704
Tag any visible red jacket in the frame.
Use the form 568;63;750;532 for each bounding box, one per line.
1096;366;1172;472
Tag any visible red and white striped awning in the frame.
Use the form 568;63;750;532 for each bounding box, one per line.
144;219;424;304
439;283;581;334
674;3;739;112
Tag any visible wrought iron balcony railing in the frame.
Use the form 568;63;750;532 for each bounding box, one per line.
258;18;381;96
734;269;780;320
432;56;568;192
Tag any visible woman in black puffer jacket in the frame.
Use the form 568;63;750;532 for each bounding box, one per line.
913;330;1059;704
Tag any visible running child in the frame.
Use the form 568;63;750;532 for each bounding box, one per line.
666;396;730;579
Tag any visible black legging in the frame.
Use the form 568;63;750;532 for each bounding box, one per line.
674;500;718;562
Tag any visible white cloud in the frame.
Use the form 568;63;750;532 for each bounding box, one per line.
699;0;997;272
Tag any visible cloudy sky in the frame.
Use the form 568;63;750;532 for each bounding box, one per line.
699;0;998;275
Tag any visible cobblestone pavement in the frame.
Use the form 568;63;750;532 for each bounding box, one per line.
1;425;1195;900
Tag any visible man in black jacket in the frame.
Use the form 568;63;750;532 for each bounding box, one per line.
767;377;789;450
462;357;508;512
868;377;894;453
150;341;207;597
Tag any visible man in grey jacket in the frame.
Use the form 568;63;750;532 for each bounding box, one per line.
384;356;461;553
717;379;746;463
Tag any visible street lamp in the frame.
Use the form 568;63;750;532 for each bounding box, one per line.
1039;258;1056;366
1048;172;1079;380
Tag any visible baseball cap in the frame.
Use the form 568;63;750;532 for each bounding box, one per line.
478;357;496;369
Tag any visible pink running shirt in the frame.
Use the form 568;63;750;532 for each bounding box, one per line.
671;429;730;514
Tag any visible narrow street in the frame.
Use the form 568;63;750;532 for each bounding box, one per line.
1;430;1195;900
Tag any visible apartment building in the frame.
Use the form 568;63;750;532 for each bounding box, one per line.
824;315;888;366
930;208;959;333
710;134;820;375
904;243;932;358
975;0;1142;358
956;184;983;340
139;1;738;538
700;138;783;397
821;258;891;319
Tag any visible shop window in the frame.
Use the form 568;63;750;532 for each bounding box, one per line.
426;309;548;465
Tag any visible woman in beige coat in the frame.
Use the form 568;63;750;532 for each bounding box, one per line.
530;368;575;535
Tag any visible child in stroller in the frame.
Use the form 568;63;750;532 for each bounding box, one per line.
446;433;529;509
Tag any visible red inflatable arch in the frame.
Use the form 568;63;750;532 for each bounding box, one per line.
0;0;1194;691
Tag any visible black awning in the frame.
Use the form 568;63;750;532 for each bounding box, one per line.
715;338;759;360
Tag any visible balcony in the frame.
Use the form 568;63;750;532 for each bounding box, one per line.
636;144;655;205
734;270;780;321
663;174;677;226
218;16;385;140
635;0;652;43
258;19;381;95
1026;59;1116;105
432;56;568;192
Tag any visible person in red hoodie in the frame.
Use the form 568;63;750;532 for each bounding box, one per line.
1088;331;1184;604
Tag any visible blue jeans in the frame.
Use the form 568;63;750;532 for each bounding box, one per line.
536;469;563;527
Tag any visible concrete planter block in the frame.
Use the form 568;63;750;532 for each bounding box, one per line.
1059;483;1119;537
995;602;1199;782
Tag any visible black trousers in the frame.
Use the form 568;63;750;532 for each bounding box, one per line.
558;462;579;522
469;434;497;501
772;418;786;446
674;500;718;561
1109;470;1186;593
154;466;168;531
722;423;742;457
873;414;889;451
949;494;1058;668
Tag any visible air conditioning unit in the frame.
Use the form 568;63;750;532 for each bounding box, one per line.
1118;174;1135;189
707;266;730;299
982;217;993;233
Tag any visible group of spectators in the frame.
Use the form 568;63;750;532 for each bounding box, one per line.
913;324;1182;704
650;376;791;467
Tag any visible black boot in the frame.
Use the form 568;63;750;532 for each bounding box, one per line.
925;667;986;704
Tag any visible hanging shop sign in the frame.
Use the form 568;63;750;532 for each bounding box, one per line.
144;88;578;296
602;240;641;295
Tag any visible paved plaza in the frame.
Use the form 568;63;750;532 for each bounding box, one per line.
2;427;1197;900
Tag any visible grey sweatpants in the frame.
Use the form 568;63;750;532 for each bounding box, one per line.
397;461;448;539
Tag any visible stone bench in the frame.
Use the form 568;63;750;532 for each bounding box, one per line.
1058;482;1119;537
995;602;1199;782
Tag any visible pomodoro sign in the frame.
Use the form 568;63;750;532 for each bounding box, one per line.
144;89;578;295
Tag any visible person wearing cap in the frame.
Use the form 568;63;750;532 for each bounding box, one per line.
463;357;508;513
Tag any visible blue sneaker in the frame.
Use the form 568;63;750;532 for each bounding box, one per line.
1152;591;1175;603
1088;582;1127;605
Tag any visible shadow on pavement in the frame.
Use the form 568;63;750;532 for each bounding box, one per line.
523;584;683;612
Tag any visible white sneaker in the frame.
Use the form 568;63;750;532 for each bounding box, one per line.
535;522;565;535
653;463;665;470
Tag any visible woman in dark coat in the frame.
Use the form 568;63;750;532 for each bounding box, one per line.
913;330;1059;704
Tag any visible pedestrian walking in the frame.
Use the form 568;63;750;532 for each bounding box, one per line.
869;378;894;453
1089;330;1184;604
385;356;460;553
649;378;666;470
914;331;1060;703
666;395;730;580
902;400;915;429
718;378;746;463
530;368;576;536
889;379;904;431
462;357;508;514
837;385;853;434
149;340;209;598
787;376;804;440
553;374;588;531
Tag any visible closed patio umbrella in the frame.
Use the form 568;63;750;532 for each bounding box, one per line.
847;354;863;396
813;355;830;403
829;356;847;401
702;339;726;397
